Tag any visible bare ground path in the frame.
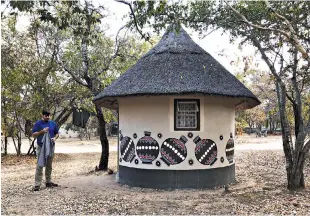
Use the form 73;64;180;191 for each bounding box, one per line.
3;134;281;155
3;137;118;154
1;135;310;215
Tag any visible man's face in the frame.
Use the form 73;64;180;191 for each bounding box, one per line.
42;114;50;122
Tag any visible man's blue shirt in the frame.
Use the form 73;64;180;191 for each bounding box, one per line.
32;120;59;146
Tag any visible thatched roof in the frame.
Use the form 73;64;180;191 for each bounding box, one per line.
94;25;260;110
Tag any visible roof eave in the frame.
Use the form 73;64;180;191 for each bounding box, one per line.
93;93;261;110
235;97;261;110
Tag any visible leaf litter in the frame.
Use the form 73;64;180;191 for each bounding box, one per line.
1;142;309;215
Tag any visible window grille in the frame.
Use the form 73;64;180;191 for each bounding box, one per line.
174;99;200;130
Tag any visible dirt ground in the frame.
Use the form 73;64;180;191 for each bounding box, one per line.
2;136;119;154
1;136;310;215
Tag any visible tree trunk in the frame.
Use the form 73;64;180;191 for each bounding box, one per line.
54;105;74;128
18;131;22;156
272;120;277;133
12;136;19;156
27;139;36;156
269;120;273;134
275;81;294;188
275;81;307;190
24;120;33;138
287;165;305;190
3;114;8;155
94;103;109;171
4;136;8;155
250;34;309;191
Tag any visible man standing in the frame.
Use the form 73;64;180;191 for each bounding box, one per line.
32;110;59;191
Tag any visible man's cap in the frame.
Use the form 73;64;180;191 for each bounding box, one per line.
42;110;51;115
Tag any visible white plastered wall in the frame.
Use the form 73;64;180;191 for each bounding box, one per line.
118;95;236;170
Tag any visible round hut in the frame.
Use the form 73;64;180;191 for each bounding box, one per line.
94;25;260;189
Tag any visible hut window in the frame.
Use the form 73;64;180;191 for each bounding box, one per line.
174;99;200;131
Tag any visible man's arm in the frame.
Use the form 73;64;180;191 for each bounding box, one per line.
32;127;49;138
51;123;59;142
51;133;59;142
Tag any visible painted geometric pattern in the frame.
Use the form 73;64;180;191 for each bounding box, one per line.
120;136;136;162
119;132;231;168
160;136;188;166
226;138;234;164
194;136;218;165
136;132;159;164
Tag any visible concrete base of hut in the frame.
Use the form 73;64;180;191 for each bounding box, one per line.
117;164;235;189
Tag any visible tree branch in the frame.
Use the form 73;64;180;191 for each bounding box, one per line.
225;0;310;65
249;31;294;166
256;85;277;104
305;119;310;136
250;35;282;83
115;0;152;44
1;0;10;19
81;38;92;85
285;92;295;105
225;1;289;37
97;25;126;78
54;97;76;126
265;0;310;64
302;139;310;153
56;57;88;87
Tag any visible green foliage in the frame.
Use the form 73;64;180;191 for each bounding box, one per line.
1;15;88;146
1;1;151;151
52;1;151;109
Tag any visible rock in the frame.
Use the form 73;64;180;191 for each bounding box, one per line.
292;202;301;207
262;186;272;191
107;168;114;175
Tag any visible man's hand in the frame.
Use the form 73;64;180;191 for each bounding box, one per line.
32;127;49;138
52;133;59;143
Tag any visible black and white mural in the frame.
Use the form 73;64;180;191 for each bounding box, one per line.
136;131;160;164
225;133;234;164
119;133;136;163
119;130;235;168
194;136;218;165
160;135;188;166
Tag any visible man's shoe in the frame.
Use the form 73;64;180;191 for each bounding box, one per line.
46;182;58;188
33;186;40;191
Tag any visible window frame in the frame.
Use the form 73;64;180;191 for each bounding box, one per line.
174;99;200;131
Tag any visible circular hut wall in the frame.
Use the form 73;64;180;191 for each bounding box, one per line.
118;95;236;188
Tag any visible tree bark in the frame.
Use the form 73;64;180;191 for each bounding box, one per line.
95;103;109;171
18;131;22;156
12;134;22;156
4;136;8;155
55;109;74;128
27;139;36;156
275;76;308;191
288;165;305;190
3;112;8;155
